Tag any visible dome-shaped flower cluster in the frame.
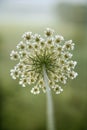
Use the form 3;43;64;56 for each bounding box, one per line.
10;28;78;94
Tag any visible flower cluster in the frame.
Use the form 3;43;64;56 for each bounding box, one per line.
10;28;78;95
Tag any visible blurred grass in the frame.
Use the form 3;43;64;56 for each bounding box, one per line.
0;22;87;130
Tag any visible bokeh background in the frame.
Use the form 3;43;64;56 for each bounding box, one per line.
0;0;87;130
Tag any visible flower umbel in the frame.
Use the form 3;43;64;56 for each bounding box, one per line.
10;28;78;94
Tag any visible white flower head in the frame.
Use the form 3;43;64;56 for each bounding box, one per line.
19;77;28;87
44;28;54;37
68;71;78;79
46;38;54;45
56;45;63;52
59;75;67;84
19;50;28;58
67;60;77;69
16;63;24;71
40;39;45;47
63;52;72;59
17;41;26;50
63;40;75;50
55;35;64;43
34;34;41;42
10;68;20;79
10;28;78;95
54;85;63;94
31;86;40;95
10;50;20;60
27;43;33;51
22;32;32;41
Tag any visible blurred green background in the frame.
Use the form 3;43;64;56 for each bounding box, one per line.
0;0;87;130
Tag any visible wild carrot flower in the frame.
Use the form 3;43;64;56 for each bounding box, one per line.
10;28;78;94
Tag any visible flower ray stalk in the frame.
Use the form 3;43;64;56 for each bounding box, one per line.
43;65;55;130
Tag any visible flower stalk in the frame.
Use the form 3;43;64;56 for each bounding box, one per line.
43;65;55;130
10;28;78;130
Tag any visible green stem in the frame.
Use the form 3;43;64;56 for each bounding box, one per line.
43;65;55;130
